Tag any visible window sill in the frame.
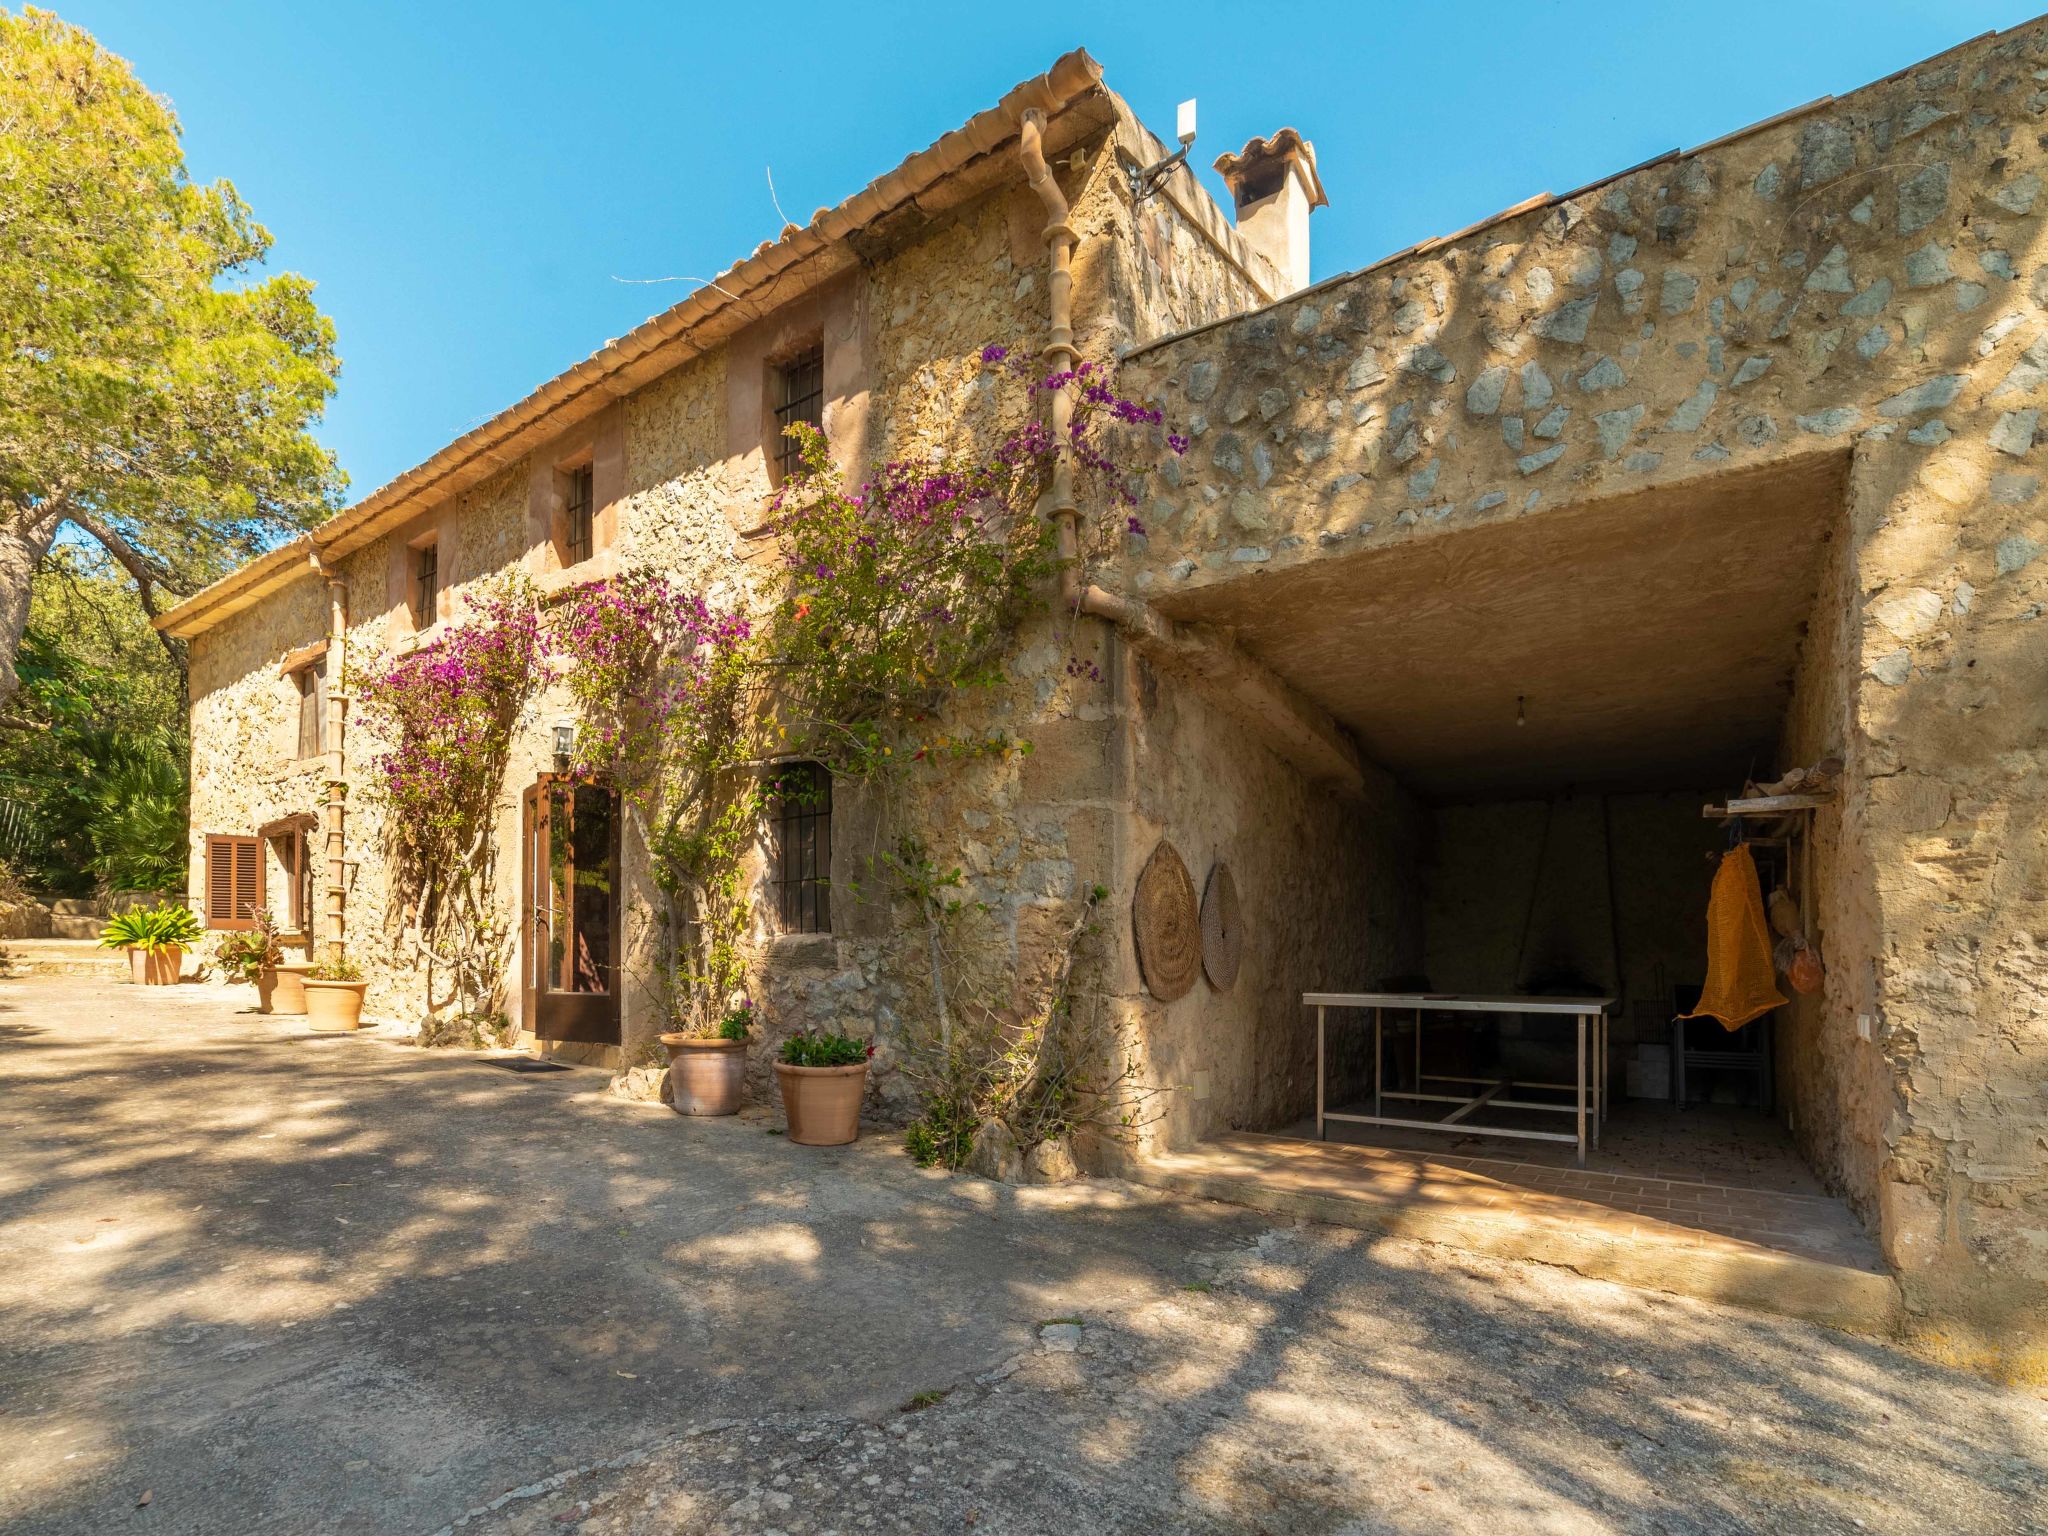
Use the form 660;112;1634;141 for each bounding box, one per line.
535;549;619;601
764;931;835;961
260;758;328;786
392;620;447;657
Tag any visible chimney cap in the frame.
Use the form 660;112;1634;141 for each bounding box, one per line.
1213;128;1328;212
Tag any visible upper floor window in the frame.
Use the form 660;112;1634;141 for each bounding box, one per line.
766;762;831;935
410;539;439;628
294;657;328;760
562;462;595;566
771;347;824;484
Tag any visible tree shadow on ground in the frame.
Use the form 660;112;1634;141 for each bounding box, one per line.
1;978;2041;1535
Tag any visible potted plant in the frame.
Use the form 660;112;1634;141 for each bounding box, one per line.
773;1028;873;1146
269;956;314;1016
303;946;368;1032
97;900;201;985
660;1000;753;1117
210;911;285;1010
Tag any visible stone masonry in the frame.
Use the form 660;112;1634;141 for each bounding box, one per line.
169;30;2047;1366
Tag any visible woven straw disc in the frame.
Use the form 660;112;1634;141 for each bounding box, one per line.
1133;840;1201;1002
1201;862;1243;992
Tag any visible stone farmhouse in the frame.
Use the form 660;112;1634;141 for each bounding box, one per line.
162;26;2046;1364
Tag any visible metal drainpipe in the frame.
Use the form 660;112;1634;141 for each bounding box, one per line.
315;558;348;955
1017;109;1171;643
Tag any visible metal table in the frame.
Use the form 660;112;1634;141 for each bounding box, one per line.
1307;992;1615;1167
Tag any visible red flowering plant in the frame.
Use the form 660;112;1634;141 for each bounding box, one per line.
762;420;1051;777
544;570;758;1041
547;569;753;793
351;575;550;888
348;575;550;1028
762;346;1175;776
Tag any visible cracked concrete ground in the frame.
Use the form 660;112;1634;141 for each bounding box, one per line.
1;975;2042;1536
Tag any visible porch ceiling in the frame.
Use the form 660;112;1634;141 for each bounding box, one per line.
1153;454;1848;800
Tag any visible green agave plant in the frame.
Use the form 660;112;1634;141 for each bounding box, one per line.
97;900;201;953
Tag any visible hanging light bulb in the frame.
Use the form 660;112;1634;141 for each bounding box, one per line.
1516;695;1527;728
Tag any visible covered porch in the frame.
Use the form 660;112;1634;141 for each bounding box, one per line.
1127;454;1892;1322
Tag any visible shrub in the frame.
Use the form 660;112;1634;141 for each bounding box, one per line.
210;911;283;984
97;900;200;953
778;1029;871;1068
904;1096;979;1169
308;946;362;982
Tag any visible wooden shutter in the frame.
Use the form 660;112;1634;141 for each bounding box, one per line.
296;660;328;759
204;835;262;930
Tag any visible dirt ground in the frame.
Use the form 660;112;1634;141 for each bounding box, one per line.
0;973;2042;1535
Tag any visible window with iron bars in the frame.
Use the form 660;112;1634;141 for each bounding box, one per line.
411;541;438;628
563;462;594;565
767;762;831;934
772;347;825;483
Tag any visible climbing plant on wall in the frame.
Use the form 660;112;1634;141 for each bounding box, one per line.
349;574;549;1028
351;349;1183;1145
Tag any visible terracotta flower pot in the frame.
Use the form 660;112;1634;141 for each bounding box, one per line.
143;946;184;985
255;967;279;1013
270;963;313;1016
304;979;368;1032
774;1061;868;1146
127;946;147;985
661;1035;748;1117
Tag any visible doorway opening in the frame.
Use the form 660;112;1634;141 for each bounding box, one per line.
1151;454;1874;1268
522;778;622;1047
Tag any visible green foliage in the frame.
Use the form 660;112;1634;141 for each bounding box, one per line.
904;1096;979;1170
650;785;762;1038
0;549;188;894
778;1029;871;1068
210;911;282;984
716;1005;754;1042
0;9;343;686
85;745;186;892
761;423;1052;779
308;945;361;982
98;899;199;953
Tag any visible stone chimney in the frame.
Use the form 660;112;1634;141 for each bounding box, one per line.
1213;128;1327;296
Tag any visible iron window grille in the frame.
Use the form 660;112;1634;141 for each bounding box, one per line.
563;462;595;565
772;347;825;483
412;542;438;627
767;762;831;934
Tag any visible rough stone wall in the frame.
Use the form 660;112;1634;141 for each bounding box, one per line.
1774;503;1894;1224
184;115;1268;1129
1118;25;2048;1351
187;581;331;954
1113;640;1424;1154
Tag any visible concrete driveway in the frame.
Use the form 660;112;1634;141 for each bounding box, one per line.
0;974;2042;1535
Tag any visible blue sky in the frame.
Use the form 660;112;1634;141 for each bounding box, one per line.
58;0;2039;500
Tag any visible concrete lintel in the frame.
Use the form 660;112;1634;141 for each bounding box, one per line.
1123;615;1368;794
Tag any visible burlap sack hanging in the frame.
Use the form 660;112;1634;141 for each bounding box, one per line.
1200;862;1242;992
1133;840;1201;1002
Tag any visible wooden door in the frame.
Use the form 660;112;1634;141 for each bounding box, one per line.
521;779;622;1045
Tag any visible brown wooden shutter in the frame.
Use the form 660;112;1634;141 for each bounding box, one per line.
295;660;328;759
204;835;262;930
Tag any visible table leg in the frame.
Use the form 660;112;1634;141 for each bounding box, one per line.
1316;1005;1326;1142
1372;1007;1382;1119
1593;1012;1603;1150
1414;1006;1422;1095
1576;1013;1587;1168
